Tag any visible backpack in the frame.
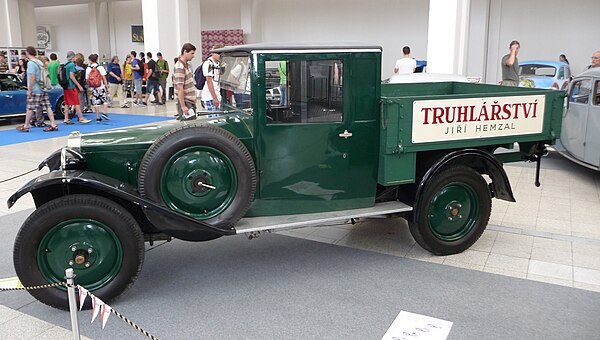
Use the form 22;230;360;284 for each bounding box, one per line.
74;68;86;87
194;64;206;90
87;65;102;87
33;60;53;92
58;62;70;89
133;59;144;77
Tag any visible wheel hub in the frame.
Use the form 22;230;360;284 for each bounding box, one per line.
447;202;463;222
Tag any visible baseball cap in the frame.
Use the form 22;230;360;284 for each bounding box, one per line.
66;51;75;59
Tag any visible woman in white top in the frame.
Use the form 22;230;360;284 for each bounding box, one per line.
85;53;110;122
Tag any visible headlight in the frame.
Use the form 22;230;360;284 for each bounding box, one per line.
67;131;81;148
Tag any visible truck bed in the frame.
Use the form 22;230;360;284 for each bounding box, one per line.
378;82;565;185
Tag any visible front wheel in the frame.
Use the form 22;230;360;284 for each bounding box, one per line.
409;166;491;255
13;194;145;310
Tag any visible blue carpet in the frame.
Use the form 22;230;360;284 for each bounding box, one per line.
0;113;173;146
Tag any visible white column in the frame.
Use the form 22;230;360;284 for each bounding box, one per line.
89;2;111;60
0;0;35;47
241;0;262;43
426;0;470;74
141;0;201;62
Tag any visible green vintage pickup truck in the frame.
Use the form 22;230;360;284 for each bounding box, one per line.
8;43;565;309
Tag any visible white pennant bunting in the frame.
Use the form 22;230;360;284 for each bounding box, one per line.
91;296;104;324
101;304;112;329
78;286;88;311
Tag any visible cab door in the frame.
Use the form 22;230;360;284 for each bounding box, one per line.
252;52;380;215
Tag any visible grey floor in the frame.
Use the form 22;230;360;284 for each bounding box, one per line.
1;103;599;339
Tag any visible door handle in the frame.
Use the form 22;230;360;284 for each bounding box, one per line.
338;130;353;139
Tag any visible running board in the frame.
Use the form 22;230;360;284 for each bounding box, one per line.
234;201;412;234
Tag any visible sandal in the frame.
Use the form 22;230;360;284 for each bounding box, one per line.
16;125;29;132
64;120;74;125
43;125;59;132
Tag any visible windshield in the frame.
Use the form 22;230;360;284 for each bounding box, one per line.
219;55;251;109
519;64;557;77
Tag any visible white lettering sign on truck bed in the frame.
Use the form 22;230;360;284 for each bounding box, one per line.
412;95;545;143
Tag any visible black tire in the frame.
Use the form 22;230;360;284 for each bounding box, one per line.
13;194;145;310
53;97;65;119
409;166;491;255
138;125;256;240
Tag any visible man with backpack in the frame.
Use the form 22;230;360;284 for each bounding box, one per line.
59;51;91;124
198;43;224;111
15;46;59;132
144;52;162;105
130;51;145;105
86;53;110;122
156;52;169;104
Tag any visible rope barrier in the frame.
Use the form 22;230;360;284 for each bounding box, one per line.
0;281;66;291
1;278;159;340
0;168;38;184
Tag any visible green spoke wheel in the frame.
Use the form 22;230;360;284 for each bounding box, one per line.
409;166;491;255
14;194;144;310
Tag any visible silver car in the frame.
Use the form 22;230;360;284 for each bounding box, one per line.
555;68;600;170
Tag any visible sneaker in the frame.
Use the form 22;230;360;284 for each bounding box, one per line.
96;118;102;122
79;118;92;124
100;112;110;120
35;122;48;127
64;120;75;125
121;104;129;108
140;102;147;106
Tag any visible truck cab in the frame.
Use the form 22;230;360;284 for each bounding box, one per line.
217;43;383;216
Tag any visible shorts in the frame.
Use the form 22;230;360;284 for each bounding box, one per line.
26;93;52;112
90;87;109;106
133;79;142;94
123;79;133;92
202;100;220;111
146;79;159;95
63;88;80;105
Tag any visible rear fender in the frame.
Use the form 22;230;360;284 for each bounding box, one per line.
7;170;235;238
416;149;515;206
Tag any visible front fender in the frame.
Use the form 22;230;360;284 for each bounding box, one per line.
7;170;235;238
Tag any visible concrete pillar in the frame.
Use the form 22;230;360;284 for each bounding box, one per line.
426;0;471;74
140;0;201;62
0;0;35;47
241;0;262;43
89;2;111;61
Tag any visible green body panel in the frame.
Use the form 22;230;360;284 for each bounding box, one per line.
378;82;565;185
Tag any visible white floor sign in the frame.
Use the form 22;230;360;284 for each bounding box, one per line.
381;311;453;340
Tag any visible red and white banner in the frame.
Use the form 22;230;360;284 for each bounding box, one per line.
78;285;112;329
411;95;546;143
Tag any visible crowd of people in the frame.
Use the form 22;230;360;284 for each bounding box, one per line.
2;42;231;132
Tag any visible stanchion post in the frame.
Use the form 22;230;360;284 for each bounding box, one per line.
65;268;81;340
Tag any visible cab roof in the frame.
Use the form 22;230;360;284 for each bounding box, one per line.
212;42;383;55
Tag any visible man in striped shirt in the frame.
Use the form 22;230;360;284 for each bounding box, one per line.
174;43;197;120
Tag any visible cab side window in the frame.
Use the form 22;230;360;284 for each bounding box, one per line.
569;79;590;104
266;59;343;124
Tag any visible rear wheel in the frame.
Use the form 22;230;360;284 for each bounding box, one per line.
13;194;145;310
409;166;491;255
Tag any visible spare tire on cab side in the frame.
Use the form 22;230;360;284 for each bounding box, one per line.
138;125;257;241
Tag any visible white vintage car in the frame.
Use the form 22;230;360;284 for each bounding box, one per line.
555;68;600;170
